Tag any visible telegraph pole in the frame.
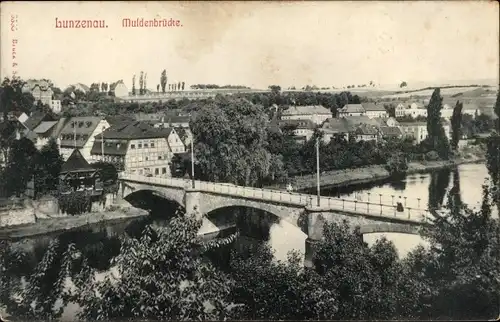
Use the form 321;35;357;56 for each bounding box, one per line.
101;126;105;161
191;138;195;188
316;137;321;206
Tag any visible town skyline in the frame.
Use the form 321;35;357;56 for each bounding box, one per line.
1;1;499;90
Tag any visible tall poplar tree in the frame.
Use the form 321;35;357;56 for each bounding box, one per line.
160;70;167;93
426;88;450;159
450;100;463;150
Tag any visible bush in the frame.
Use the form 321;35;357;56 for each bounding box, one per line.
425;151;439;161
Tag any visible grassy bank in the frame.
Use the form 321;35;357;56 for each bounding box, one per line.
0;207;148;240
267;153;486;192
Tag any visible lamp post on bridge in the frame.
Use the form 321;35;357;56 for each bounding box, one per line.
190;138;195;189
315;137;321;207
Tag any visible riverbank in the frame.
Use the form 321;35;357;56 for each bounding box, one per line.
0;207;148;240
267;155;486;192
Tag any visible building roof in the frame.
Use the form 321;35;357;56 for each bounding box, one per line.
321;118;351;132
95;121;174;140
362;103;386;112
74;83;90;92
410;102;425;109
109;80;125;91
344;115;385;128
340;104;365;114
91;122;175;156
355;124;378;135
175;127;188;141
379;126;403;137
23;79;52;92
60;149;94;173
279;119;317;130
106;115;135;127
59;116;105;148
281;105;331;116
33;121;58;135
23;112;54;131
399;121;427;127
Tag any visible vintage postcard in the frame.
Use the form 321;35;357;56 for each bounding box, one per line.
0;1;499;321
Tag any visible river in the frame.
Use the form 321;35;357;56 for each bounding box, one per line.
0;162;493;319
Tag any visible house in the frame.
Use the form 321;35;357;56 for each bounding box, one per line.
395;103;406;117
90;121;185;177
363;103;388;119
23;112;55;131
385;117;399;127
280;105;332;125
109;80;128;98
152;114;191;128
354;124;378;142
320;118;350;142
28;118;67;150
22;80;53;106
69;83;90;94
379;126;403;140
59;149;103;196
405;102;427;118
344;115;385;129
175;127;193;148
399;122;428;144
279;119;317;143
338;104;365;117
58;116;110;161
462;103;481;118
50;100;62;114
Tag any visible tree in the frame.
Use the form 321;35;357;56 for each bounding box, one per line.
139;71;144;95
400;81;408;88
178;82;181;91
2;137;39;197
160;70;167;93
35;138;63;195
412;184;500;319
70;212;238;320
91;161;118;184
181;82;185;91
144;73;148;93
190;96;281;186
426;88;450;159
1;77;35;117
132;75;136;95
229;243;337;320
313;221;416;319
450;100;463;150
156;84;159;92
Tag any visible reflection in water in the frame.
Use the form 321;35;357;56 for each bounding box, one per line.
428;168;452;210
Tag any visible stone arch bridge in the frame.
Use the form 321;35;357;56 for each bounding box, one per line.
118;173;433;266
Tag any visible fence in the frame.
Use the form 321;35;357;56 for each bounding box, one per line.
119;173;430;223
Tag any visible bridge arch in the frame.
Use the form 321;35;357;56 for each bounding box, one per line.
121;181;185;207
196;192;304;228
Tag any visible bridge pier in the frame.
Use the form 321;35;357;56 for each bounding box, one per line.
184;188;203;220
304;208;326;268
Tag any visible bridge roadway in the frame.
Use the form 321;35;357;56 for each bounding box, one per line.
118;173;432;224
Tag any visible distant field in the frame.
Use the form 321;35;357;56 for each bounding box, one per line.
380;86;496;99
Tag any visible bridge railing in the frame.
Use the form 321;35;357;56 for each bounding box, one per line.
119;173;431;223
343;192;426;210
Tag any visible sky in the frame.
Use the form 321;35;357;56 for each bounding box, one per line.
1;1;499;90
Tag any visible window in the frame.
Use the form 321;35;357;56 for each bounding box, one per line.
145;156;149;161
158;155;162;160
144;143;148;148
139;169;143;175
150;142;155;148
138;143;142;148
131;144;135;149
155;168;159;175
162;167;166;174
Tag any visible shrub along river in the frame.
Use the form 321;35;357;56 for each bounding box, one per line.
1;162;493;319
